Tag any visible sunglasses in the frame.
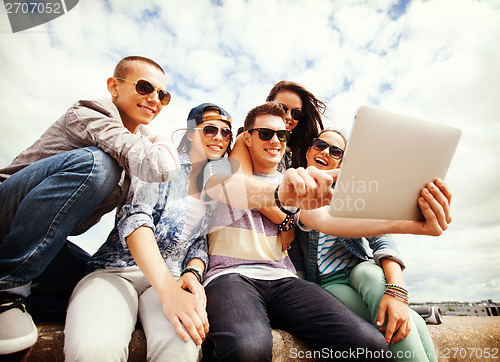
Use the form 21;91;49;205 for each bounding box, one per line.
115;78;171;106
247;128;291;142
195;124;233;142
279;104;303;121
312;138;344;159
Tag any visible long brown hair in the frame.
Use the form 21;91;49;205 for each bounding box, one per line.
267;81;325;168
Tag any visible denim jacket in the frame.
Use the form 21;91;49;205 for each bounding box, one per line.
89;153;215;278
289;227;405;284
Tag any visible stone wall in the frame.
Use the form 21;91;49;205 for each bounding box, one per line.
4;316;500;362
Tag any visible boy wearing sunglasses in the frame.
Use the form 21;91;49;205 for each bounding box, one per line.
0;56;179;355
201;103;391;361
201;102;452;361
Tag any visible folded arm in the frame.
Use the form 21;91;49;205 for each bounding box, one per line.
71;100;180;182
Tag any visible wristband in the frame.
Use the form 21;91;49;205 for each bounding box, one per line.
279;217;296;232
274;185;299;215
277;214;290;229
180;266;203;283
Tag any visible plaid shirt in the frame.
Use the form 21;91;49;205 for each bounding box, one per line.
0;99;179;234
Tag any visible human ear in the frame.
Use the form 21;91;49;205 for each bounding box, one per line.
107;77;119;98
243;131;252;148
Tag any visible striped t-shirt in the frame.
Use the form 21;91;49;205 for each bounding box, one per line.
203;171;297;285
317;233;361;276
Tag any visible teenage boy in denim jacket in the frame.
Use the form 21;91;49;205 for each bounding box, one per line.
0;56;179;355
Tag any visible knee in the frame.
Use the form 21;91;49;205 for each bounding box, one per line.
207;333;272;362
63;147;122;193
351;262;384;283
149;339;201;361
64;338;128;362
223;340;273;362
350;262;386;292
85;147;122;189
353;324;389;356
224;339;272;362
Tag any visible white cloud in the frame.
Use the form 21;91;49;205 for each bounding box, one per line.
1;0;499;303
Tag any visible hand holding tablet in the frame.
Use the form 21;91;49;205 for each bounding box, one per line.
329;106;461;220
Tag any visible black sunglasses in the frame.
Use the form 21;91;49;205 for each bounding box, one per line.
312;138;344;160
247;128;291;142
195;124;232;142
279;104;303;121
116;78;171;106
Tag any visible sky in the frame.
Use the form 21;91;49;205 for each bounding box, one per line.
1;0;499;303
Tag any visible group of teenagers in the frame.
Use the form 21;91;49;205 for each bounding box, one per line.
0;56;452;361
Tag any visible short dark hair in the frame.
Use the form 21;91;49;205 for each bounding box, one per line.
113;56;165;79
243;102;285;131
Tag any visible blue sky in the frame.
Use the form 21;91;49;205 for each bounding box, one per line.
1;0;499;303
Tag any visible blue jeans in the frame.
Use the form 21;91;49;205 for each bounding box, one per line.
0;147;121;291
202;274;390;362
26;240;90;323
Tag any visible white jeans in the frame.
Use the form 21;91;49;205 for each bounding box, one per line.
64;266;201;362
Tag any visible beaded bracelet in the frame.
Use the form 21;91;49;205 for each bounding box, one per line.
385;284;409;296
385;293;409;305
384;289;409;304
180;266;203;283
384;289;408;301
274;185;300;215
384;288;408;299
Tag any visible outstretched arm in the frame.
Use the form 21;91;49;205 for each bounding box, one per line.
300;179;452;237
75;100;180;183
205;163;338;210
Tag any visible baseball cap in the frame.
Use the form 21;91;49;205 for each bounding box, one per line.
187;103;232;129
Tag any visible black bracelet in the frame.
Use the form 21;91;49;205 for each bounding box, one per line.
279;217;296;232
274;185;299;215
277;214;290;229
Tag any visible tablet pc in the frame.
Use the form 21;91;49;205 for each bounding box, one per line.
328;106;461;220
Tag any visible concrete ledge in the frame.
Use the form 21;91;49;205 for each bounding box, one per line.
426;316;500;362
4;317;499;361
